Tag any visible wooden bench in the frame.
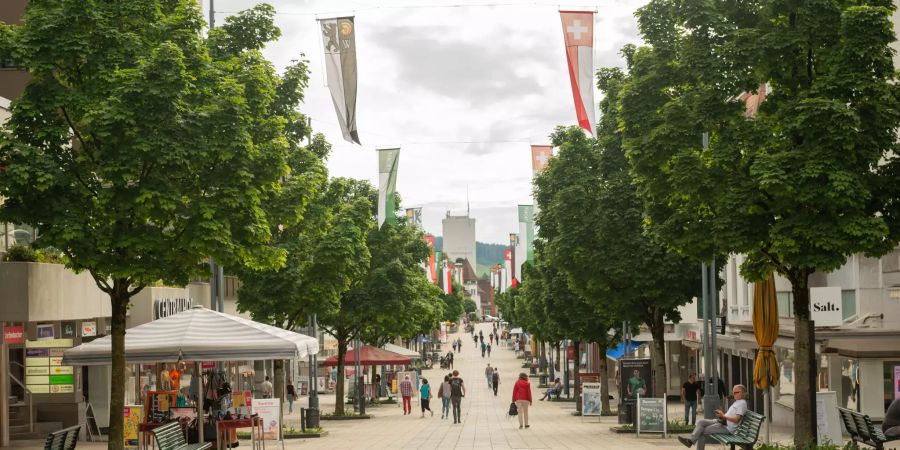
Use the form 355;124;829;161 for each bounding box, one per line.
44;425;81;450
708;410;764;450
151;421;212;450
839;407;900;450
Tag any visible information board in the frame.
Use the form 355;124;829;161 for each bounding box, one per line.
581;382;603;416
253;398;281;441
25;342;74;394
123;405;143;448
636;396;667;438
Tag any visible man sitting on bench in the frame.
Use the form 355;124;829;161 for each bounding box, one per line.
678;384;749;449
539;378;562;401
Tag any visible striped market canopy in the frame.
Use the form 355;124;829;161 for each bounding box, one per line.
64;306;318;365
383;343;421;359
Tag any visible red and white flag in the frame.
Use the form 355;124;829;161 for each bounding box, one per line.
560;11;596;136
531;145;552;174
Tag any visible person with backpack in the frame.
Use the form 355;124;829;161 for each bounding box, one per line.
420;378;433;417
512;372;533;429
449;370;466;424
438;375;453;419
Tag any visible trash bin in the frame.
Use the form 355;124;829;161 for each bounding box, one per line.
617;402;634;424
306;407;320;429
539;374;548;386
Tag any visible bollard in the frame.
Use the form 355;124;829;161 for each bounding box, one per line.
300;408;306;432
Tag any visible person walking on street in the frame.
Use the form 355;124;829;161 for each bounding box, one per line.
450;370;466;424
473;334;478;345
448;352;454;369
479;333;484;345
481;341;487;357
261;376;274;399
420;378;433;417
487;343;492;357
452;341;458;352
512;372;533;429
457;338;462;351
439;375;452;419
399;375;413;415
682;373;703;425
491;368;500;396
286;380;296;414
485;364;494;387
678;384;749;449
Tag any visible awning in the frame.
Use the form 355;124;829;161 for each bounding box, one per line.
606;341;645;361
510;327;523;335
322;345;411;367
64;306;318;365
383;343;421;359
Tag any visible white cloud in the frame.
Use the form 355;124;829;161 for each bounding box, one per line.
209;0;647;243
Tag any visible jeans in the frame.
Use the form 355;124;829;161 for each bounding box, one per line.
515;400;530;427
684;399;697;424
402;395;411;414
441;397;451;418
451;396;462;422
690;418;730;450
287;394;295;413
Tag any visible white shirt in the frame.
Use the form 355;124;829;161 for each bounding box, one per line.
725;399;748;433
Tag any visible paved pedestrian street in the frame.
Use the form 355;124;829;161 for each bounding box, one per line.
8;323;794;450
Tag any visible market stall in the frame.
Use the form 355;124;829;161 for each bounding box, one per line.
64;306;318;447
323;345;411;401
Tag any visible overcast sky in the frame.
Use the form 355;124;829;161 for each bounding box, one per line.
209;0;647;243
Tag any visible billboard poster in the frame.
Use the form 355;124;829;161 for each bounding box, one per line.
123;405;143;448
36;324;54;340
581;382;603;416
618;358;652;406
253;398;280;441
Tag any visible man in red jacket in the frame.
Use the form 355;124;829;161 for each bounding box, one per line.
512;372;533;429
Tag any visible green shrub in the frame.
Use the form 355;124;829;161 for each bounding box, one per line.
755;441;852;450
35;248;67;264
4;244;36;262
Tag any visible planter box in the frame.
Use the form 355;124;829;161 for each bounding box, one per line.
320;414;372;421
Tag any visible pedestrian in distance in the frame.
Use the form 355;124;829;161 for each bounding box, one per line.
473;334;478;345
448;352;454;369
484;364;493;387
479;334;484;344
682;373;703;425
679;384;749;450
286;380;296;414
452;341;458;352
399;375;413;415
420;378;433;417
491;368;500;396
481;341;487;357
450;370;466;424
439;375;452;419
261;376;274;399
487;343;492;357
512;372;532;429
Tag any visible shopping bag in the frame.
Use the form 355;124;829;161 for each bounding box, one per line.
507;402;518;416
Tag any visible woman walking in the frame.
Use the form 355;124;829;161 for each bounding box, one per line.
512;372;533;429
439;375;452;419
420;378;433;417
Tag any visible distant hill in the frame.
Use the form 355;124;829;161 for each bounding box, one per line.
433;237;506;277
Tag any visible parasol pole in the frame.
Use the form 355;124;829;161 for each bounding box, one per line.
196;361;204;443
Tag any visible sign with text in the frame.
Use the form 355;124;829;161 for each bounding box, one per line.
61;321;76;339
3;325;24;344
253;398;281;441
636;396;667;437
153;297;193;320
36;324;54;340
618;358;652;405
124;405;143;448
81;321;97;337
581;382;603;416
810;287;842;327
25;341;74;394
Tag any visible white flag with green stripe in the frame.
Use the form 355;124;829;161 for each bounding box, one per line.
377;148;400;227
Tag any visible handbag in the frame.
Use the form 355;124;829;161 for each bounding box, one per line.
507;402;518;416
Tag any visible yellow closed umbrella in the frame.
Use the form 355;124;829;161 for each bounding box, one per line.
752;273;780;389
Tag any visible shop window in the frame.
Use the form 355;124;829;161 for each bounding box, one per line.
883;361;900;412
777;292;794;319
839;358;859;410
776;348;795;408
841;290;857;321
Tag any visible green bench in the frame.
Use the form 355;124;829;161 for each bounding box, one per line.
151;421;212;450
708;410;764;450
44;425;81;450
839;407;900;450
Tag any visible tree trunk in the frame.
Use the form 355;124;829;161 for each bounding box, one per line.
648;310;667;398
573;340;582;414
548;341;556;383
598;338;611;415
107;281;130;450
274;360;285;411
335;339;347;415
789;270;815;448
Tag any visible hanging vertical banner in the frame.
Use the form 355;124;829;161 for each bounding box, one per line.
406;207;423;225
424;235;437;284
560;11;596;136
319;16;360;144
531;145;553;174
518;205;535;264
377;148;400;227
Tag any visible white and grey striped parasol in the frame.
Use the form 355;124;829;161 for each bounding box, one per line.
64;306;318;365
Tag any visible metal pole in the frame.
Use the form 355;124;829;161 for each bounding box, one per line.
209;0;214;29
709;258;719;399
701;262;716;418
308;315;319;410
1;326;9;447
196;361;204;443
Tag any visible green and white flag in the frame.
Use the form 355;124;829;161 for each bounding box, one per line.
377;148;400;227
319;16;360;144
518;204;535;263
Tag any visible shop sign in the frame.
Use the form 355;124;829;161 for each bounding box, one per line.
201;361;215;369
36;324;54;340
810;287;842;327
60;321;76;339
253;398;281;441
81;321;97;337
686;330;699;341
153;297;193;320
26;339;73;348
3;325;24;344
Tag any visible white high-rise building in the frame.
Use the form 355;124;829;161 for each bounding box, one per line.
442;211;476;271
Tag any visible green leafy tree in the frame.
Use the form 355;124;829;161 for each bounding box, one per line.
0;3;309;447
619;1;900;444
463;297;477;314
534;119;700;399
